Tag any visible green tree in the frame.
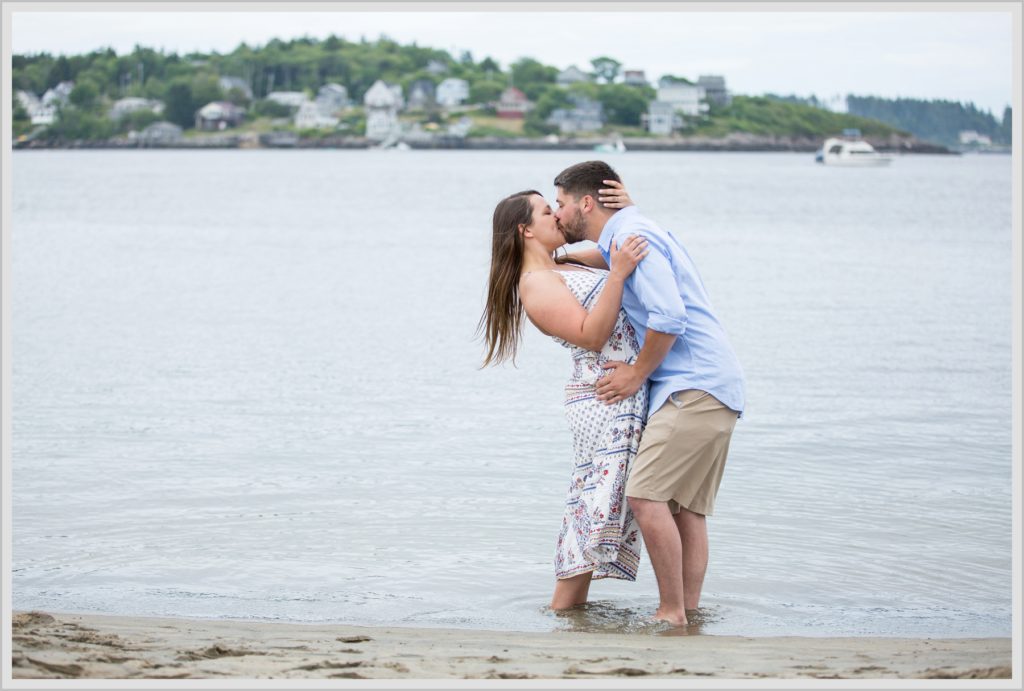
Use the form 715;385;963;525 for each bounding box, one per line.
164;81;195;128
190;73;223;107
590;56;622;84
224;86;251;107
478;57;501;74
46;55;73;86
469;79;504;105
118;108;163;133
251;98;293;118
532;87;572;120
510;58;556;100
160;74;224;128
69;80;100;110
524;87;571;134
13;53;55;94
596;83;650;126
12;96;32;137
14;34;673;140
338;109;365;133
46;107;114;141
846;95;1002;146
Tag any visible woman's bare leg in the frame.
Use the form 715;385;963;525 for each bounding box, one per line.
550;572;593;610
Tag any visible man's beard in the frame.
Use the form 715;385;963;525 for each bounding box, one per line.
558;209;587;244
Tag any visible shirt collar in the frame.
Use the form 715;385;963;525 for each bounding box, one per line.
597;206;639;252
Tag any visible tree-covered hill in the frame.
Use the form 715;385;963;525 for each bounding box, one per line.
11;36;977;148
845;96;1011;147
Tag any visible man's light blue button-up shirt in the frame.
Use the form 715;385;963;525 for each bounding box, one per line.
597;206;746;419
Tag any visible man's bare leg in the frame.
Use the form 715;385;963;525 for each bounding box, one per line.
674;507;709;611
628;496;687;625
550;572;592;610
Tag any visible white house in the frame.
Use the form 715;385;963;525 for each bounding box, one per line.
109;97;164;120
295;101;339;129
696;75;730;107
436;78;469;107
656;83;708;117
266;91;310;109
316;83;349;113
195;101;245;130
41;81;74;106
138;121;183;144
557;65;591;86
546;95;604;134
31;106;57;126
647;101;677;135
959;130;993;146
16;90;40;112
623;70;648;87
16;90;57;125
363;79;400;140
407;79;436;110
219;76;253;100
388;84;405;111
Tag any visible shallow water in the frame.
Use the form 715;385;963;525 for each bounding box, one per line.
11;149;1014;637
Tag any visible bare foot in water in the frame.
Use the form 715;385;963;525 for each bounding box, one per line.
653;609;688;627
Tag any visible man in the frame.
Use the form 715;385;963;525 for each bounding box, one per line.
553;161;745;627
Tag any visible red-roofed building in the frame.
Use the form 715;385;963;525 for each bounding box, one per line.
496;87;532;119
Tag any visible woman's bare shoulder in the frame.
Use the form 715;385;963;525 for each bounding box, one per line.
520;269;565;286
519;270;571;302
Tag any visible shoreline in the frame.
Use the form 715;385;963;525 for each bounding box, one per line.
10;610;1013;680
12;134;962;154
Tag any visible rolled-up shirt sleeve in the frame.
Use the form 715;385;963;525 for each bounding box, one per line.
622;233;688;336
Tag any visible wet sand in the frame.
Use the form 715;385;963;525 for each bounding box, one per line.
10;610;1012;681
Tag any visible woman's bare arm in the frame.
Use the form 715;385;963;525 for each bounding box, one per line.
521;236;648;351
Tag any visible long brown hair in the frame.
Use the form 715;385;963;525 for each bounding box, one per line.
477;190;541;367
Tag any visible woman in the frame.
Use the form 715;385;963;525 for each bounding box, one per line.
479;183;650;610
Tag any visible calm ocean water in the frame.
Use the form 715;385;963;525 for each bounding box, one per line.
11;149;1014;637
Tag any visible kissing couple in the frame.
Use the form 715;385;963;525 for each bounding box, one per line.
480;161;745;626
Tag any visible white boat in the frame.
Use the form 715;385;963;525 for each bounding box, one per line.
815;137;893;166
594;137;626;154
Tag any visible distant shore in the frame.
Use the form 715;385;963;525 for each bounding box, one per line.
13;133;961;154
11;610;1012;681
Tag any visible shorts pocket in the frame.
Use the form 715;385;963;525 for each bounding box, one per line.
670;390;711;409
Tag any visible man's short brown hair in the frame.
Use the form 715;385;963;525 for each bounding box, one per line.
553;160;621;207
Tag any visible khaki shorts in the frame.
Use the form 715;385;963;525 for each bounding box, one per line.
625;389;738;517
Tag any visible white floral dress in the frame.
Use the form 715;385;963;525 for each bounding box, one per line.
550;266;648;581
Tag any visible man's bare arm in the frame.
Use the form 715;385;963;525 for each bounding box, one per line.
561;247;608;269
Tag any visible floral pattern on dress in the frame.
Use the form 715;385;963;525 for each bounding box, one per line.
550;267;648;581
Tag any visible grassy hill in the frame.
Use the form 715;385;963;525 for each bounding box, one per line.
692;96;908;138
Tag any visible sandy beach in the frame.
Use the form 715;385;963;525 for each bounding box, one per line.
9;610;1012;681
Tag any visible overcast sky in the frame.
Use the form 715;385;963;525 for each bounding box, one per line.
10;7;1016;115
